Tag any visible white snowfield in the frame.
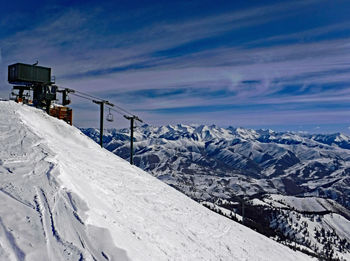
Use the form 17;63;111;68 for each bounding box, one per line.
0;101;314;261
267;194;350;214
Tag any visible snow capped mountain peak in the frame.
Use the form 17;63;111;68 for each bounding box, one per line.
0;101;313;260
257;128;275;134
83;123;350;208
310;132;350;149
228;126;259;140
335;133;349;142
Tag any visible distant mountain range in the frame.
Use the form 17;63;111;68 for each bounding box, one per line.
81;124;350;207
81;124;350;260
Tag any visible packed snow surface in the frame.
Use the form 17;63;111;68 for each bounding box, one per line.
0;101;314;260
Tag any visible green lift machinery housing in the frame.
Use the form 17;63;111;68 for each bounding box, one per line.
8;63;57;112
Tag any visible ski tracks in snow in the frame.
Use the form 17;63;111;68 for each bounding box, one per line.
0;216;25;261
0;102;314;261
0;102;127;261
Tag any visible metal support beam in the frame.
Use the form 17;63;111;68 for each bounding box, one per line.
124;115;143;164
100;102;104;147
57;88;75;105
93;100;114;148
242;199;245;225
130;116;134;165
93;100;104;147
13;86;31;100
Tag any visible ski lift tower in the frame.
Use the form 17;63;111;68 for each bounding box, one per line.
124;115;143;165
92;100;114;147
8;62;56;113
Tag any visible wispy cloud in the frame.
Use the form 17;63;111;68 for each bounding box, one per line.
1;0;350;132
0;0;320;79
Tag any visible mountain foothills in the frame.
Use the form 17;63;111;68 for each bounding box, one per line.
0;101;314;261
82;124;350;260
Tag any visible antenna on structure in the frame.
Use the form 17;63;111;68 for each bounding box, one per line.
124;115;143;165
33;60;38;66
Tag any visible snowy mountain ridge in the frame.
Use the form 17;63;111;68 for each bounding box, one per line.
0;101;314;260
81;124;350;260
82;124;350;208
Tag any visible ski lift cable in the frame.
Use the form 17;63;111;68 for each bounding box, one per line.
70;92;94;101
74;90;102;101
109;108;147;125
108;107;132;116
76;90;133;115
105;106;125;116
108;104;133;116
65;88;146;123
58;87;130;114
73;89;133;116
71;92;131;117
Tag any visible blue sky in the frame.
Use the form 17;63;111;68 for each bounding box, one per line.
1;0;350;133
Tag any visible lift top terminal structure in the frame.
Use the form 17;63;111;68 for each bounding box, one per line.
8;62;144;162
8;62;73;125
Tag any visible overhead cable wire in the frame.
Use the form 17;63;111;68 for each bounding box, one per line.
65;87;145;123
108;107;132;116
107;107;126;116
70;92;94;101
73;89;133;116
110;104;133;116
74;90;102;101
71;92;127;116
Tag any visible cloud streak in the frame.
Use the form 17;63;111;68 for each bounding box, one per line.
1;0;350;132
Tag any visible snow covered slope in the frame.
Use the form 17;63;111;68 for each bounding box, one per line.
255;195;350;260
82;125;350;210
0;101;314;260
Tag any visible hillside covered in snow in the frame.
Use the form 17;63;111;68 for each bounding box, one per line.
82;124;350;260
82;124;350;209
0;101;314;260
